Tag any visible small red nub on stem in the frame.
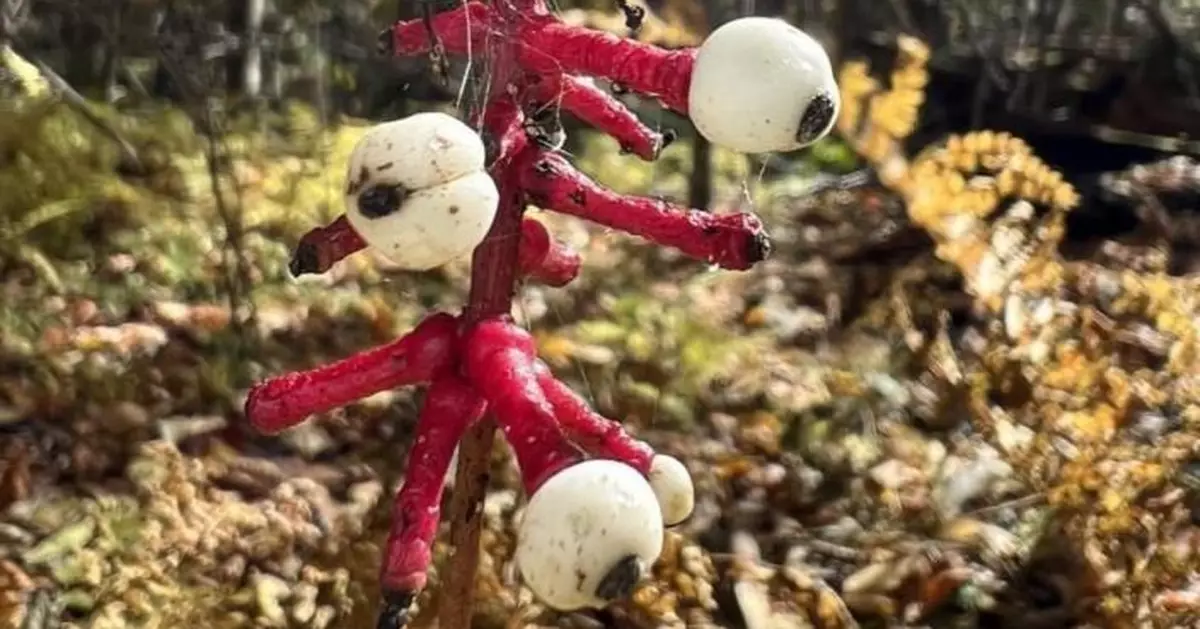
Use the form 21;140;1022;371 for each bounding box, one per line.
518;217;581;287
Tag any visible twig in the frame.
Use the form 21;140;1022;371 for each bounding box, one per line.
25;55;143;172
154;14;257;334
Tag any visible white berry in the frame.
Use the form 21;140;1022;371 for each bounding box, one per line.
343;112;499;270
648;455;694;526
515;460;664;611
688;16;840;154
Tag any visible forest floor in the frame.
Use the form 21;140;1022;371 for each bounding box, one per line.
0;96;1197;629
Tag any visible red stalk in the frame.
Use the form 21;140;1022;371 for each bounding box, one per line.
533;362;654;473
517;150;770;269
381;374;487;593
244;312;457;433
435;5;531;627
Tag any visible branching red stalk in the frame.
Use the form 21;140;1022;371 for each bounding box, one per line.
385;3;696;114
246;2;781;627
518;150;770;269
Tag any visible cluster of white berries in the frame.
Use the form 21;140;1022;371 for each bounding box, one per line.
336;16;837;611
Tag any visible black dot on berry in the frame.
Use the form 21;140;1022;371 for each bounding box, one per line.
449;205;460;215
358;184;406;219
797;91;836;145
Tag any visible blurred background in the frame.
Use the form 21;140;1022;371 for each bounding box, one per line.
1;1;1199;628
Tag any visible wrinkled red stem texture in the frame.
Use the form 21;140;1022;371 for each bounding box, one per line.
518;150;769;269
463;320;583;493
245;313;457;433
245;1;774;626
381;374;486;593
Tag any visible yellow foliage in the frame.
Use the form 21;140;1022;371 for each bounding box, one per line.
558;6;702;47
836;36;1080;313
838;35;1199;628
0;45;48;98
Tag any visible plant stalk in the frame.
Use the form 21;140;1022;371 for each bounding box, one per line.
436;1;525;625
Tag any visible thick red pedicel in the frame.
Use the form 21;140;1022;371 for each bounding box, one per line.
244;312;458;433
529;73;664;160
381;374;487;593
290;215;368;276
533;361;653;473
385;2;489;57
517;150;771;269
520;22;696;113
461;318;583;493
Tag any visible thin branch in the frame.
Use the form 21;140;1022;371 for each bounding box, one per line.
25;55;143;172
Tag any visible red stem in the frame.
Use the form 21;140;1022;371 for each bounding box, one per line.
244;312;457;433
290;215;368;276
464;97;532;319
530;73;666;160
386;3;695;113
517;217;581;287
386;2;488;57
518;150;771;270
462;319;582;493
521;22;696;113
381;374;487;593
288;211;578;285
534;362;653;473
